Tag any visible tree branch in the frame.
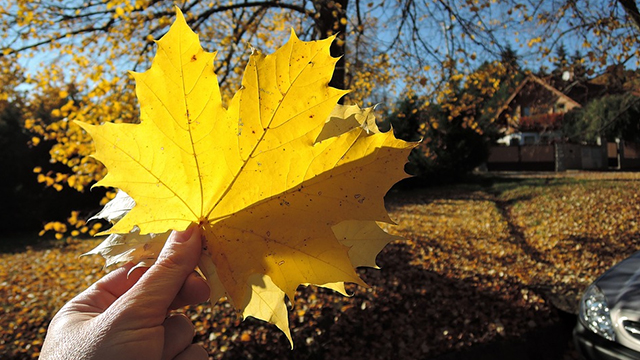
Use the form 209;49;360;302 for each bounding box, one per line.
617;0;640;34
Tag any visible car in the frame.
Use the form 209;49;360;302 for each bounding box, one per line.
574;250;640;359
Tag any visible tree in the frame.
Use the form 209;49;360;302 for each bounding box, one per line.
570;50;589;83
0;59;35;232
2;1;401;216
385;60;510;181
500;44;521;75
0;59;105;235
551;44;570;79
2;0;640;235
486;47;525;122
562;93;640;143
4;0;639;104
382;96;424;143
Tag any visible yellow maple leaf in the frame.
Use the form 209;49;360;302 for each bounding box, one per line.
79;9;415;345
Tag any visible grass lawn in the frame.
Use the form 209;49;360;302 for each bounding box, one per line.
2;171;640;359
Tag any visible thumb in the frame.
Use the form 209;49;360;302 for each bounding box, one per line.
120;225;203;316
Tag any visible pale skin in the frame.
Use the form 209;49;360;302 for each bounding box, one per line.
40;227;211;360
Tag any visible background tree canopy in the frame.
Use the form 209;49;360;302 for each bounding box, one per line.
562;93;640;143
2;0;640;234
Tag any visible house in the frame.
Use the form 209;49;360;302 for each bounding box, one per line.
488;74;614;171
493;74;582;146
487;71;640;171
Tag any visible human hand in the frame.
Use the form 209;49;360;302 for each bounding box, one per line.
40;226;210;360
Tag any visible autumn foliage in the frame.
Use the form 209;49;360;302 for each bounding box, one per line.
2;0;639;238
3;172;640;359
2;1;639;220
73;9;414;342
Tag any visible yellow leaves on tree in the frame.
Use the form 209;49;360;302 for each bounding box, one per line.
79;9;414;345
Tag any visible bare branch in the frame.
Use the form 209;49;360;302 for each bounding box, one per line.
617;0;640;34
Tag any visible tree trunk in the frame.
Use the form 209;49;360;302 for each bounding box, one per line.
313;0;349;96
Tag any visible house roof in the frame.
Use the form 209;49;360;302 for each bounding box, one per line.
493;74;582;123
562;78;609;105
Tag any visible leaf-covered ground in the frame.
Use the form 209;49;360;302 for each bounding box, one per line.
3;171;640;359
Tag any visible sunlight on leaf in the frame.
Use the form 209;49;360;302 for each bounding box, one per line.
78;8;415;344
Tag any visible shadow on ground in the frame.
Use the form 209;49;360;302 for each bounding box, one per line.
431;310;577;360
207;243;580;360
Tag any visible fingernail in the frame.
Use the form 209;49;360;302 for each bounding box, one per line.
172;224;195;243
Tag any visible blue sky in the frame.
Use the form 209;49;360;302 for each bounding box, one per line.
6;0;639;102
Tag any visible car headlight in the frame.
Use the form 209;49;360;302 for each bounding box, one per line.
579;284;616;341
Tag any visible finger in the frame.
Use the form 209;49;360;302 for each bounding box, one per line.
118;226;203;317
173;344;208;360
169;272;210;310
67;264;148;313
161;314;195;360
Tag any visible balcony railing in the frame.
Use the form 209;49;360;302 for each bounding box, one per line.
519;113;564;131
